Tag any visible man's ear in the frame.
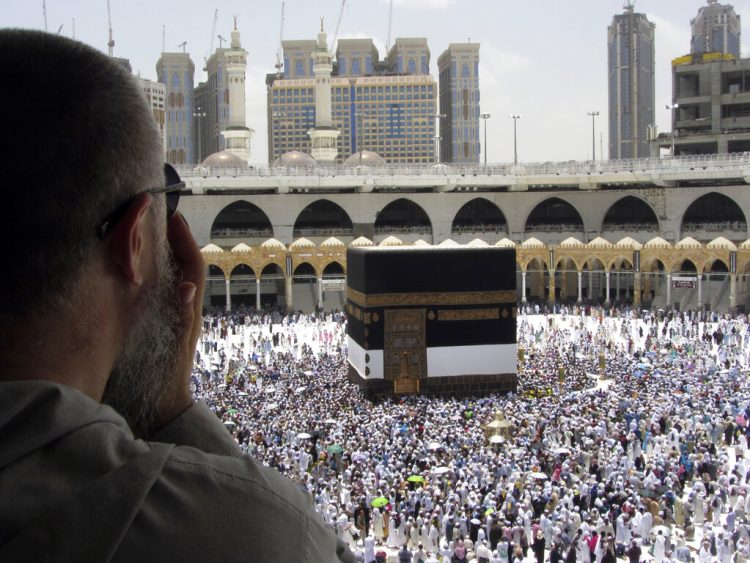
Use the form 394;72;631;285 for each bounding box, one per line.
106;193;152;287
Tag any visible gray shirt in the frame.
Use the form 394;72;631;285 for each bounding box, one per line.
0;380;353;562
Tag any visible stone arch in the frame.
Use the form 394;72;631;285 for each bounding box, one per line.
230;263;256;279
677;259;698;273
259;263;286;309
451;198;508;240
211;200;273;240
601;196;660;234
374;198;433;243
524;197;584;236
293;262;317;278
554;257;579;303
228;264;257;306
293;199;353;238
681;192;747;241
525;257;549;302
323;261;346;276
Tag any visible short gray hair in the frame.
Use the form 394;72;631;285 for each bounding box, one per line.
0;29;163;319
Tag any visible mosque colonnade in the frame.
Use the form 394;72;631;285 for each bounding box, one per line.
200;235;750;313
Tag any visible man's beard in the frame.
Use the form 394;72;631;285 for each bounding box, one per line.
102;218;182;438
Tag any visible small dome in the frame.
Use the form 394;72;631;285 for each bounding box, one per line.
587;236;612;248
521;237;545;248
261;238;286;250
495;238;516;248
230;243;252;253
350;236;374;247
290;237;316;249
379;235;403;246
644;236;672;249
615;237;643;250
438;239;460;248
202;150;246;168
321;237;345;247
273;151;318;167
200;243;223;254
466;239;489;248
413;239;431;247
707;237;737;250
342;150;386;167
675;236;702;249
559;237;584;248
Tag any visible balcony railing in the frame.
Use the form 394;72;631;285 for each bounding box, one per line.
176;152;750;180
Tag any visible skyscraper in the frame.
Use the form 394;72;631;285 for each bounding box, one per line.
156;52;195;164
608;4;655;160
691;0;741;58
203;20;254;163
267;31;436;165
437;43;480;163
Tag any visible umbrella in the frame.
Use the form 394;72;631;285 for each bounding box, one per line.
530;472;548;480
554;447;570;455
297;432;312;440
485;508;495;515
223;420;236;426
427;442;442;451
264;386;276;393
407;475;425;483
327;444;344;454
303;370;314;376
432;466;451;475
265;402;278;410
324;418;337;425
471;518;482;526
295;386;307;394
371;496;389;508
227;408;239;415
489;435;504;444
237;392;248;397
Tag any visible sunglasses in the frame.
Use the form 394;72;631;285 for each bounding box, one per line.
97;163;185;239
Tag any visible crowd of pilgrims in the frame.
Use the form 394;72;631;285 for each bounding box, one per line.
192;304;750;563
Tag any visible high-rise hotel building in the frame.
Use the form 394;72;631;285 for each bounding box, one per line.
267;33;437;164
437;43;481;163
156;52;195;165
607;4;655;159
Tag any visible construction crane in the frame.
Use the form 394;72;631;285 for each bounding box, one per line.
106;0;115;56
386;0;394;52
332;0;346;50
274;2;285;76
42;0;48;32
217;34;227;49
204;8;218;71
178;41;187;53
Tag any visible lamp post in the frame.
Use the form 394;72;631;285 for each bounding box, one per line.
587;111;599;161
193;105;206;164
480;112;491;164
665;103;679;157
509;114;522;165
434;112;446;163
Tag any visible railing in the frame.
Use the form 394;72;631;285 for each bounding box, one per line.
373;225;431;235
211;228;274;238
176;152;750;180
682;221;747;231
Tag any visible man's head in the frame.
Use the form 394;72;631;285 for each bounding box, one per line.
1;29;164;318
0;29;185;436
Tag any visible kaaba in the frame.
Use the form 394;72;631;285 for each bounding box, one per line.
346;246;518;397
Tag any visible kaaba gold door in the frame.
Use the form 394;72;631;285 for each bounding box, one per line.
384;309;427;394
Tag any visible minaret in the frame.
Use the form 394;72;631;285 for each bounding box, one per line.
308;20;340;163
221;17;254;163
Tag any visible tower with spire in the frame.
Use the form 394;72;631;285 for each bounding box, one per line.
307;20;340;163
220;17;254;163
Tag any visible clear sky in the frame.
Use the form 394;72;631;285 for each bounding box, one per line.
3;0;748;164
